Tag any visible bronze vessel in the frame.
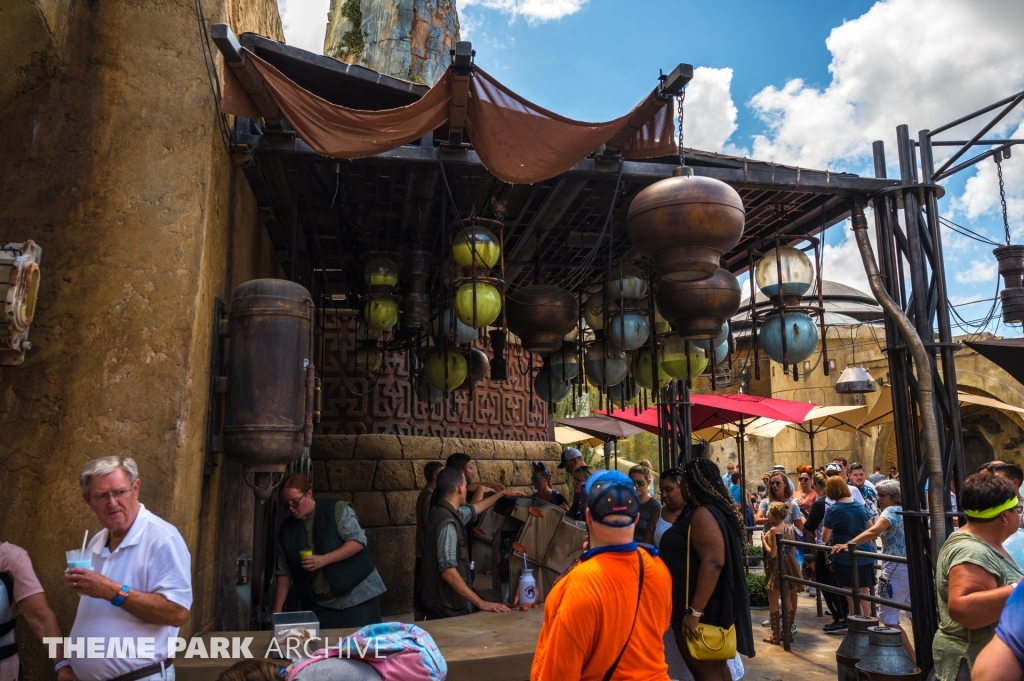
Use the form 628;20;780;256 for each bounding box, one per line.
224;278;315;471
505;285;579;355
627;168;745;282
656;268;741;339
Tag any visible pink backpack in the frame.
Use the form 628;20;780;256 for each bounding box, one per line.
287;623;446;681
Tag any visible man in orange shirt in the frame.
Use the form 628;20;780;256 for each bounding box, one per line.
531;470;672;681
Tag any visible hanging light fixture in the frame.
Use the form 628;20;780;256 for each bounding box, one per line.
748;232;830;379
661;335;709;380
430;308;477;345
992;151;1024;323
656;268;742;339
454;281;502;328
607;378;639;406
549;344;580;382
422;348;467;391
362;252;401;331
354;342;383;372
447;218;505;332
835;366;877;393
505;285;579;356
534;366;571;403
584;340;629;386
633;347;672;390
834;326;877;394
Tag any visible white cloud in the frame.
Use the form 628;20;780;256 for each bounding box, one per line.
747;0;1024;171
277;0;331;54
461;0;586;23
955;259;999;285
681;67;743;156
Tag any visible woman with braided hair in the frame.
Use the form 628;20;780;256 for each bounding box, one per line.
660;459;755;681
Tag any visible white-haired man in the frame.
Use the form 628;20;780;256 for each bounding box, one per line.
65;457;191;681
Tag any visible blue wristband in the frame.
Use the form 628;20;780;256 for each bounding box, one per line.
111;584;129;607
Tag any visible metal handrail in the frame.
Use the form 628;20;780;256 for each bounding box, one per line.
772;538;913;652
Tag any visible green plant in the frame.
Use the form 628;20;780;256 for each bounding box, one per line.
745;543;763;564
338;0;364;59
746;572;768;607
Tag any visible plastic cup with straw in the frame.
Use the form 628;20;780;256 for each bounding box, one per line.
66;530;92;569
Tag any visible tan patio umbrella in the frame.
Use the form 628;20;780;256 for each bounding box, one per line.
787;404;869;470
553;425;604;448
859;385;1024;429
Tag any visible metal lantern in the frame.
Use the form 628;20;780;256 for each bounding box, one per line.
693;321;729;352
712;340;729;364
835;366;877;394
452;225;501;270
653;302;671;335
606;261;648;302
633;347;671;390
466;348;490;383
656;268;742;339
505;285;579;355
534;367;570;403
607;378;639;406
607;311;650;351
549;345;580;381
627;168;745;282
364;254;399;292
755;246;813;303
563;324;580;343
430;308;477;345
759;311;819;364
454;281;502;328
422;349;468;391
416;377;444;404
354;343;383;372
584;340;629;386
364;297;399;331
661;335;709;380
994;245;1024;323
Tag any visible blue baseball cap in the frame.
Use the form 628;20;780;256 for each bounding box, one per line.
585;470;640;527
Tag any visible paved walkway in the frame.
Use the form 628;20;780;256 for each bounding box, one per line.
739;591;914;681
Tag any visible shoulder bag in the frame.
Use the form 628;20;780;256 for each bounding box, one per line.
685;524;737;661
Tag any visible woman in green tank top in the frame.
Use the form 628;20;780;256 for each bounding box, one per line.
934;474;1024;681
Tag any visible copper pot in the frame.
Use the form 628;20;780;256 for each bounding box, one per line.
627;169;745;282
505;285;579;355
656;268;741;339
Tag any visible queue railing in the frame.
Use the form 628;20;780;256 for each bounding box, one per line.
775;538;912;652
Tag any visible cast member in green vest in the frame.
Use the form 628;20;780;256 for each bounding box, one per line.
422;467;525;619
273;474;387;628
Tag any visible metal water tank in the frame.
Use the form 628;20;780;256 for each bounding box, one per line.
223;279;314;471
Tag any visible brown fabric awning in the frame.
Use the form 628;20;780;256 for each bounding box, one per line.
222;50;676;185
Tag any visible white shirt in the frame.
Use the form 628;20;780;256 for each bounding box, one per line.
824;485;865;507
69;505;192;681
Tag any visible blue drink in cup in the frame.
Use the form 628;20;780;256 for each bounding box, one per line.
66;549;92;569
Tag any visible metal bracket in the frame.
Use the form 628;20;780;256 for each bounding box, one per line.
205;297;229;474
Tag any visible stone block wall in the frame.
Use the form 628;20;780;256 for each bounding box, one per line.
310;434;566;615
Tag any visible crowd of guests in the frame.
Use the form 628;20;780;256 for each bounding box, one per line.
2;450;1022;681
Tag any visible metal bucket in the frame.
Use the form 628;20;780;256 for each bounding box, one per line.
836;615;879;681
855;626;920;681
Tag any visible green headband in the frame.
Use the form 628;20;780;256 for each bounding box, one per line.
964;496;1019;519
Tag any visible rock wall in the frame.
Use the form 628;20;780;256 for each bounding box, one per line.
0;0;284;675
0;0;75;111
324;0;459;86
310;434;565;615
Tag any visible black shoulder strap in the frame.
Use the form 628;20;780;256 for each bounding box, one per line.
0;571;15;638
603;550;644;681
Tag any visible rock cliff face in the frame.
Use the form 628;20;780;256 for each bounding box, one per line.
324;0;458;86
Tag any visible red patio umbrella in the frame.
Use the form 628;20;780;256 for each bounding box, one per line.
604;394;815;499
605;394;814;434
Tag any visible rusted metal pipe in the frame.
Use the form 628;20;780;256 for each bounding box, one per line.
850;205;946;556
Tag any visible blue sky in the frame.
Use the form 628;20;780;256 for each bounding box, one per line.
278;0;1024;336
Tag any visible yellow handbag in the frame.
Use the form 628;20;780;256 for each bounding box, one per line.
684;525;737;661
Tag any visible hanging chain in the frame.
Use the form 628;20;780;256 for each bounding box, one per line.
995;153;1011;245
677;89;686;167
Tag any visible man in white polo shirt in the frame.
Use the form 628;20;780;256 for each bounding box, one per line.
64;457;191;681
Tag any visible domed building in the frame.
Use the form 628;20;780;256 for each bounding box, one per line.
703;280;1024;485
